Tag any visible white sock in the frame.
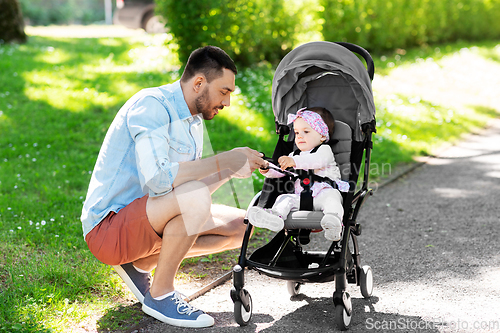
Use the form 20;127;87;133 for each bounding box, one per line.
132;265;151;274
153;291;176;301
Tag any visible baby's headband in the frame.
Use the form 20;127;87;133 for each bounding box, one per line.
287;107;330;142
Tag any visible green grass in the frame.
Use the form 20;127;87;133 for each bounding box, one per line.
368;39;500;179
0;26;499;332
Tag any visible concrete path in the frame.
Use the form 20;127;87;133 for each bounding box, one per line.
141;119;500;333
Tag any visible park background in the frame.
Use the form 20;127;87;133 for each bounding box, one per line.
1;0;499;331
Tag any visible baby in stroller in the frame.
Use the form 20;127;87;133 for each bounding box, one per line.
231;41;376;330
247;106;349;241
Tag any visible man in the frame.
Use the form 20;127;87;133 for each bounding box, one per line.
81;46;266;328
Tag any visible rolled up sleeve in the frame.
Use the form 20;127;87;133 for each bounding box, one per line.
127;97;179;197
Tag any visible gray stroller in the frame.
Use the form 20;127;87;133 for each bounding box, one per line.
230;41;377;330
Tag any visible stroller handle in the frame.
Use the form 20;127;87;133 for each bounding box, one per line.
335;42;375;81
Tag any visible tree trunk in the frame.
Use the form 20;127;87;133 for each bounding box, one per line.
0;0;28;44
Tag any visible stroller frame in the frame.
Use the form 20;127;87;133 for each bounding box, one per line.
230;42;376;330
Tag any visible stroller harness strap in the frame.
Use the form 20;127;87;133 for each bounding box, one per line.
292;144;340;211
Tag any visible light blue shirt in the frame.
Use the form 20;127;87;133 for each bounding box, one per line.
81;80;204;238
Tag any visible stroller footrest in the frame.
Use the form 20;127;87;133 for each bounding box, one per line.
284;211;324;229
247;259;339;283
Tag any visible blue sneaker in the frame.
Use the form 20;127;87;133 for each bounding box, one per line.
113;263;151;304
142;291;215;328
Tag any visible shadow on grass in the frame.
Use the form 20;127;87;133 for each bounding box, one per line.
470;104;500;118
96;302;150;333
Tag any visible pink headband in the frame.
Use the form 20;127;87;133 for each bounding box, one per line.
287;107;330;142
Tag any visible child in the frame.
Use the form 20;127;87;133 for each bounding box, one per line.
247;107;349;241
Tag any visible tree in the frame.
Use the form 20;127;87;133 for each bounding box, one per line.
0;0;27;44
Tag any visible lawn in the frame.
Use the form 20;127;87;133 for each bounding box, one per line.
0;26;499;332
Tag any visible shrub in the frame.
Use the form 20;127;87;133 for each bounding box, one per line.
319;0;500;52
156;0;297;67
19;0;107;26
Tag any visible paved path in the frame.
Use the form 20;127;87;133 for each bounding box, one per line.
141;119;500;333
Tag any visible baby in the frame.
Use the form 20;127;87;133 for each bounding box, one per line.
247;107;348;241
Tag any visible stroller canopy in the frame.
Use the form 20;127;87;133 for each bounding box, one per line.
272;41;376;141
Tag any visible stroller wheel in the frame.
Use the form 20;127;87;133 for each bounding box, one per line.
359;265;374;298
334;293;352;331
234;290;252;326
287;281;302;296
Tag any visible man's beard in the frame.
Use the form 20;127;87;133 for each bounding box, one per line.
194;88;223;120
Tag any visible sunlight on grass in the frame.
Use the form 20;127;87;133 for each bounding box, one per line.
21;36;181;113
126;34;180;72
33;46;71;64
16;297;117;332
24;71;121;113
371;41;500;173
477;44;500;62
206;65;277;154
176;270;208;281
372;94;495;166
219;92;274;141
25;70;76;90
374;40;500;76
0;111;11;126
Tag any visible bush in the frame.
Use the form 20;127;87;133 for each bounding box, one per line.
156;0;297;67
319;0;500;52
19;0;107;26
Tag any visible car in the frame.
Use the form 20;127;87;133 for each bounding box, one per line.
114;0;166;33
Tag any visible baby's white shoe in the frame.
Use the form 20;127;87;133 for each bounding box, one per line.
321;214;343;241
247;206;284;232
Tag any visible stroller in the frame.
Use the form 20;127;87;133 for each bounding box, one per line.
230;41;377;330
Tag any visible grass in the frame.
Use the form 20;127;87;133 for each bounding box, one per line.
0;25;499;332
368;39;500;179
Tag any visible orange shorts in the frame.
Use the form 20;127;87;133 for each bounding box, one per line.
85;195;163;266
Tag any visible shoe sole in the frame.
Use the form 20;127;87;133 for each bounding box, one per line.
321;216;342;241
323;227;342;241
247;207;284;232
142;303;214;328
113;265;145;304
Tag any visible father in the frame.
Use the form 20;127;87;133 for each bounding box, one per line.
81;46;266;328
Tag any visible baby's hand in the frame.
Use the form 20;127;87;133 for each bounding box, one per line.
278;156;296;170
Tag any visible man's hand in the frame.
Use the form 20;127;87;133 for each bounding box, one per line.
278;156;296;170
223;148;266;179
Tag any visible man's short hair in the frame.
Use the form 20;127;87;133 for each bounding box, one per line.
181;46;237;83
